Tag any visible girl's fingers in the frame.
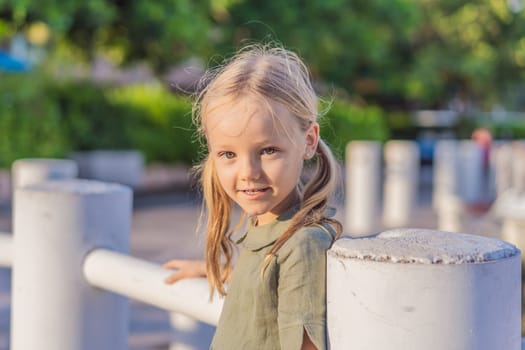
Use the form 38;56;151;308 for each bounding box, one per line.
163;259;183;269
162;259;206;284
164;271;185;284
163;260;185;284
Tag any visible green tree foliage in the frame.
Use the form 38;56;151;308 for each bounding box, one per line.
405;0;525;108
0;72;70;166
0;0;213;69
0;74;390;167
219;0;420;104
217;0;525;108
2;1;525;108
320;100;390;158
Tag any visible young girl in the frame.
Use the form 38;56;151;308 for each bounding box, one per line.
163;45;342;350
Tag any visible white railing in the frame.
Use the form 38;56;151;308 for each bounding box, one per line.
83;249;222;326
1;158;522;350
0;235;223;326
3;158;221;350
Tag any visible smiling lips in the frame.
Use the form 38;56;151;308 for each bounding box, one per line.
240;187;269;198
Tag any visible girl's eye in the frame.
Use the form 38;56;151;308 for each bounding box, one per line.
219;151;235;159
262;147;277;155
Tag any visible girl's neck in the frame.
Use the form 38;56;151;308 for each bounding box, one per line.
253;189;300;226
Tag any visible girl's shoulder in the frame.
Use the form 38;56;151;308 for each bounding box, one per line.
277;222;336;261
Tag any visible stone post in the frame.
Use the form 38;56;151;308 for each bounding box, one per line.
345;141;381;235
12;158;77;189
458;141;484;203
327;228;521;350
432;141;463;231
382;141;420;228
11;180;131;350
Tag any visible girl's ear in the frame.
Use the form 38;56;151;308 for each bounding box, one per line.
304;122;320;160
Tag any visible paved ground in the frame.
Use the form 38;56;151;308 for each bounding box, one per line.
0;164;509;349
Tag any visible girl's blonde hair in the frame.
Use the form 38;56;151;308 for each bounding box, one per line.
193;44;342;297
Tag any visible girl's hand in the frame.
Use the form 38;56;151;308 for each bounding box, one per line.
162;259;207;284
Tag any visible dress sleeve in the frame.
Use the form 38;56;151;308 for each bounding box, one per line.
276;226;333;350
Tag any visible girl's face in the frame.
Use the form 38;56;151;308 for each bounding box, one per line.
205;96;319;225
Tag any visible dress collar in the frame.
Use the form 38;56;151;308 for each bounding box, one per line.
236;205;299;252
235;206;337;252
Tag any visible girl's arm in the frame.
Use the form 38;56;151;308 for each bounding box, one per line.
163;259;206;284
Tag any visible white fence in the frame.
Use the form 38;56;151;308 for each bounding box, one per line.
0;158;522;350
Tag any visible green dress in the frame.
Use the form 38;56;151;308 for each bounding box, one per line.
210;207;336;350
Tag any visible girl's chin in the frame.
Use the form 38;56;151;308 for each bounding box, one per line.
239;207;276;223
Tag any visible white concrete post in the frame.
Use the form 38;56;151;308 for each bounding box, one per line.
327;228;521;350
11;179;132;350
345;141;381;235
458;141;484;203
491;142;514;198
382;141;420;228
71;150;144;188
432;140;463;232
512;141;525;192
493;189;525;258
435;193;464;232
432;140;459;209
12;158;78;189
3;158;79;335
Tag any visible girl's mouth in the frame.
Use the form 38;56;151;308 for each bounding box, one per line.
240;188;269;197
243;188;267;194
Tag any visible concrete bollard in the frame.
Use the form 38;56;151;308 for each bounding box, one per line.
512;141;525;192
432;140;463;231
11;158;78;189
11;179;132;350
71;150;144;188
432;140;459;208
2;158;79;346
345;141;381;235
382;141;420;228
491;142;514;198
492;189;525;259
435;193;464;232
327;228;521;350
457;141;484;203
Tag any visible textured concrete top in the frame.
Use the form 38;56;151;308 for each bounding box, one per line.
24;179;130;195
330;228;519;264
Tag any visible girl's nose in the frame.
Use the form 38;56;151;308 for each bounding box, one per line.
239;156;261;181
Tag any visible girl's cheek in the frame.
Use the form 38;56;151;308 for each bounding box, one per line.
216;165;236;182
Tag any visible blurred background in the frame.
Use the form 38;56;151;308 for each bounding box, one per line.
1;1;525;349
1;0;525;170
